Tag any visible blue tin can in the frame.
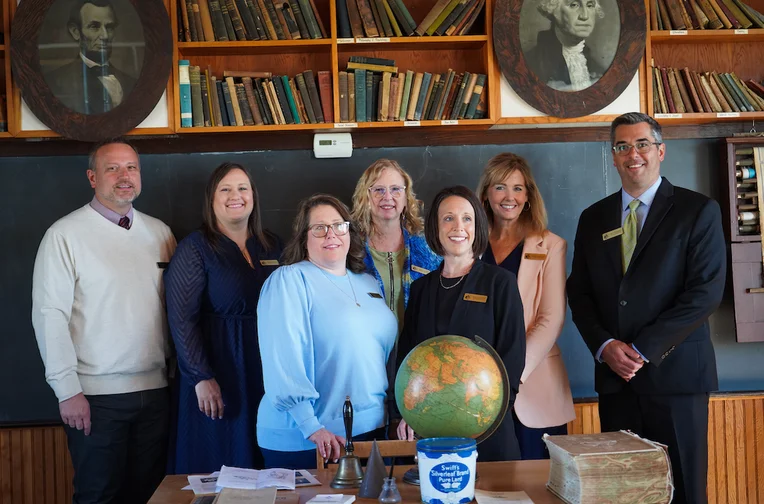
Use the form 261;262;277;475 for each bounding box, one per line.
417;438;478;504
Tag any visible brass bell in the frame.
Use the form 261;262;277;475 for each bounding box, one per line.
331;396;364;489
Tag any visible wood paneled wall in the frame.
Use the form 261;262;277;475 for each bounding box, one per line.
1;394;763;503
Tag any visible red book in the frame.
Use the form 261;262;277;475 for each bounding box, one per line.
659;67;676;113
317;71;334;123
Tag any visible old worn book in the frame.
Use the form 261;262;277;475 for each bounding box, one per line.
696;0;724;27
689;0;709;27
680;67;703;112
543;431;673;504
689;70;712;112
664;0;687;29
655;0;672;29
672;67;694;113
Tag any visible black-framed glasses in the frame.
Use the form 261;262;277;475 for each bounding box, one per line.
612;142;662;155
369;185;406;199
309;221;350;238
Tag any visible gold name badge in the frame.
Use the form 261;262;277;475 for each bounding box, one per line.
260;259;280;266
368;292;383;299
463;293;488;303
602;228;624;241
524;253;547;260
411;265;430;275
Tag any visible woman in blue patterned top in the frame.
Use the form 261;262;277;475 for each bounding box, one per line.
257;194;397;470
164;163;282;474
351;159;440;339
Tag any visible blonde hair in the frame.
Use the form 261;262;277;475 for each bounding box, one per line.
476;153;548;235
350;159;424;238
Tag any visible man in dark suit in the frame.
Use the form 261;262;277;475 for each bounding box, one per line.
567;112;726;504
44;0;136;114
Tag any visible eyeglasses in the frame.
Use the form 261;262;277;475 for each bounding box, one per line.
309;221;350;238
369;185;406;199
612;142;662;155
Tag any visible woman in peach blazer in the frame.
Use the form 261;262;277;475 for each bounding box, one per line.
477;153;575;460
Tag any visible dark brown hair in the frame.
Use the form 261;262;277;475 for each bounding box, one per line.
282;194;366;274
476;152;548;235
425;186;489;258
202;162;273;252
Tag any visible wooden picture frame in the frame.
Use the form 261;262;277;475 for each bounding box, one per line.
10;0;171;141
493;0;645;119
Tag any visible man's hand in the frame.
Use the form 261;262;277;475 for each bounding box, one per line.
309;428;346;463
195;378;224;419
59;393;91;435
396;419;416;441
601;340;644;381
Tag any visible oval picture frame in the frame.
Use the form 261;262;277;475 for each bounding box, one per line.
10;0;172;141
493;0;646;119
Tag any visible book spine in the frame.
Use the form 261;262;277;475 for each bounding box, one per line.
235;0;259;38
179;61;193;127
456;0;483;34
200;70;212;126
257;0;279;38
655;0;672;28
245;0;268;39
281;75;301;123
189;66;204;126
436;0;468;35
366;0;385;36
457;72;478;118
280;1;302;38
226;0;250;39
289;78;308;122
399;70;413;121
346;62;398;73
387;75;399;121
272;77;295;123
435;70;454;119
348;56;396;66
221;77;237;125
720;0;752;27
254;78;274;124
209;76;223;125
380;0;403;36
297;0;322;38
406;72;423;120
348;72;356;121
386;0;415;35
179;0;192;41
339;71;349;122
216;81;230;125
666;68;686;113
208;0;231;39
288;0;312;38
270;0;294;39
696;0;723;27
354;69;367;122
698;73;722;112
317;71;334;123
390;0;416;34
224;70;274;78
689;0;710;27
416;0;453;35
446;0;477;35
688;70;710;112
190;0;206;40
186;0;200;40
219;0;239;39
449;71;469;119
336;0;353;37
224;77;244;125
307;0;329;37
198;0;218;40
235;84;255;125
296;73;318;123
680;67;703;112
464;73;485;119
262;0;287;38
303;70;325;123
242;76;265;124
671;67;693;112
366;71;374;121
372;0;393;36
345;0;366;37
665;0;687;29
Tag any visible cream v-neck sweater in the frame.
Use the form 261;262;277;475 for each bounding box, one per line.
32;204;176;401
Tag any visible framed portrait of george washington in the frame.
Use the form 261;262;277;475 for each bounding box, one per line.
493;0;645;118
10;0;171;141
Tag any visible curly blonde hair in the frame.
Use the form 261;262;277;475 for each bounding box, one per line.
476;153;548;236
350;159;424;238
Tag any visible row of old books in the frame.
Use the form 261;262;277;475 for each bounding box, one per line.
650;0;764;30
336;0;482;37
179;62;333;127
337;0;416;37
178;0;327;42
338;58;486;122
652;66;764;114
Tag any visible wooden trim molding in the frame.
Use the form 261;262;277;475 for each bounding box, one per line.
2;393;763;503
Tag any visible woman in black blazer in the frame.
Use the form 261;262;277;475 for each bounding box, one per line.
395;186;526;462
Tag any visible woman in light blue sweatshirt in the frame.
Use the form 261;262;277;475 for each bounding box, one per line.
257;194;398;469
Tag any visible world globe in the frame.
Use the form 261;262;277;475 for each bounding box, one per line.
395;335;510;440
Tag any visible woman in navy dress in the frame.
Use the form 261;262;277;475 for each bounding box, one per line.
165;162;282;474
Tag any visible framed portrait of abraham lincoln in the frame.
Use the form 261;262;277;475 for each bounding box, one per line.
10;0;171;141
493;0;645;118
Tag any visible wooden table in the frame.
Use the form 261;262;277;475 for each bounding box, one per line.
148;461;563;503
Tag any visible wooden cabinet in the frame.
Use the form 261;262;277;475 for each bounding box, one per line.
722;137;764;342
646;0;764;124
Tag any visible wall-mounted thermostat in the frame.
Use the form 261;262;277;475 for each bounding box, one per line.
313;133;353;158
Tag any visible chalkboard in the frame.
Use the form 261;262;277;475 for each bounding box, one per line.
3;139;764;425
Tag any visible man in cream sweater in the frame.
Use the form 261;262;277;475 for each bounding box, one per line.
32;139;176;503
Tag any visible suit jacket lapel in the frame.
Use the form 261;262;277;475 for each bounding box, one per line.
602;192;624;281
628;178;674;274
422;264;441;336
517;235;545;303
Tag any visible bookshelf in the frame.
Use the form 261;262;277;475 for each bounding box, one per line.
646;0;764;124
172;0;496;132
0;0;10;137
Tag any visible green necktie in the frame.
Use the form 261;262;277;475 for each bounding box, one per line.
621;199;641;273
